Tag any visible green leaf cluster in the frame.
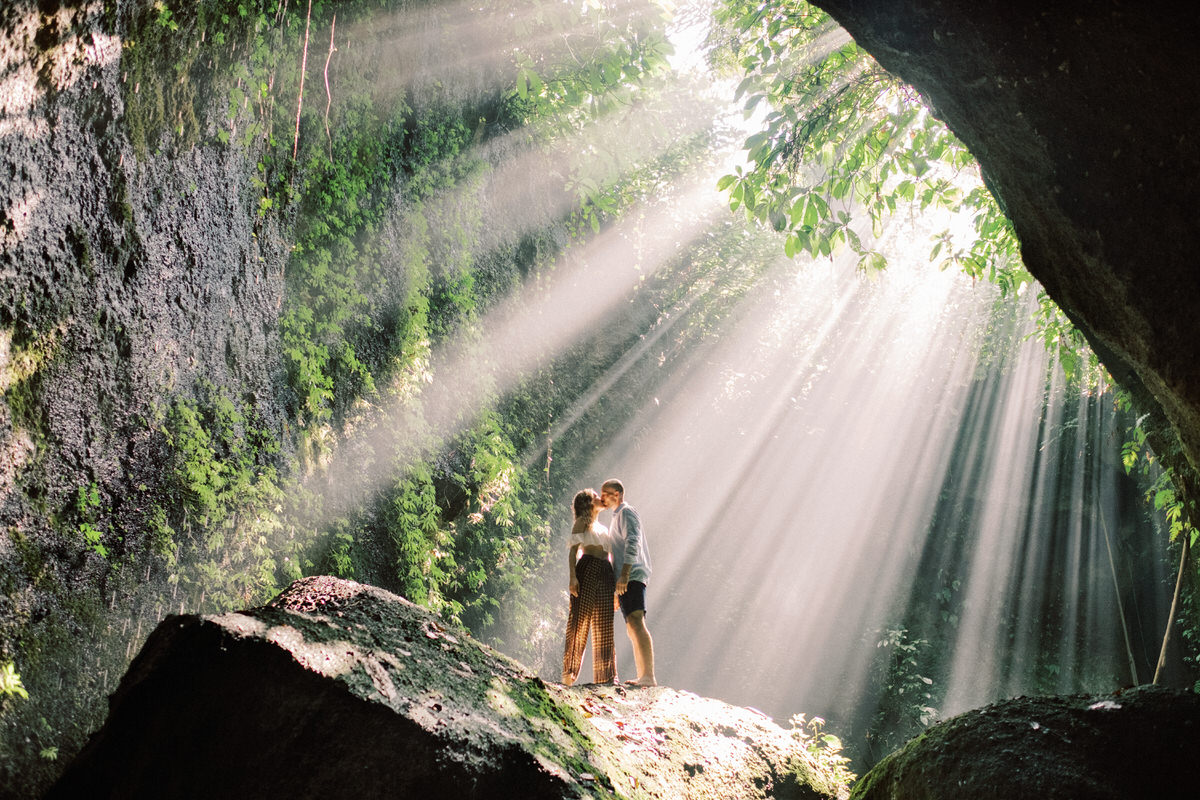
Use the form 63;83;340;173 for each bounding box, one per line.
0;662;29;702
506;0;675;134
156;386;295;612
710;1;1039;323
1118;392;1198;548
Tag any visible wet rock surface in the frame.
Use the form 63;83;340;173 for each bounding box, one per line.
46;576;842;799
850;686;1200;800
0;0;287;645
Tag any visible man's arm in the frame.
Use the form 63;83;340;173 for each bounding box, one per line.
615;507;641;594
622;507;642;564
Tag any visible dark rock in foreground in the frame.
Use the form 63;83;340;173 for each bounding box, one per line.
851;686;1200;800
46;576;842;799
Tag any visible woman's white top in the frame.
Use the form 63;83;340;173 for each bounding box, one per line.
568;520;610;551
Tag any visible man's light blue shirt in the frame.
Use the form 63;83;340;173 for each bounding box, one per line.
610;501;651;584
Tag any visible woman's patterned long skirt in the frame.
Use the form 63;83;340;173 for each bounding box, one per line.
562;554;616;684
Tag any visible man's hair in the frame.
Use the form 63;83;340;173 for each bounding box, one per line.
601;478;624;496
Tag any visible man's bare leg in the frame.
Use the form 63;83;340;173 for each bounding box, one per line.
625;610;657;686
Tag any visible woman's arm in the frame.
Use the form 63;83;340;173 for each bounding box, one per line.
568;543;581;596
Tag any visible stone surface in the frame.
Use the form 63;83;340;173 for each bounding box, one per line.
46;576;844;799
850;686;1200;800
0;0;287;651
816;1;1200;500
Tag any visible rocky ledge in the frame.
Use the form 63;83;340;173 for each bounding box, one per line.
851;685;1200;800
45;576;845;799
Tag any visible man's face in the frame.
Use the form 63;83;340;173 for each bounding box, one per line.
600;488;620;509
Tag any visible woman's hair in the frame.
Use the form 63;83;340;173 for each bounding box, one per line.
572;489;597;519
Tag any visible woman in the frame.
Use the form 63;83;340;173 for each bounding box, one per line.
561;488;617;685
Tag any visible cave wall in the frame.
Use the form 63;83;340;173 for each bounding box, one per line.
0;2;290;789
815;1;1200;502
0;0;287;653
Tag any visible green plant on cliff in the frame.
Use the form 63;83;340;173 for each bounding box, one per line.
504;0;675;235
1117;389;1200;685
863;625;937;763
709;2;978;259
74;483;108;560
708;0;1109;384
157;386;299;611
0;663;28;702
788;713;856;794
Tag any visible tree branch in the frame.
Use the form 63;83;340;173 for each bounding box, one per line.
291;0;313;168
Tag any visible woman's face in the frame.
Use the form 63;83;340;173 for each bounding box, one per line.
590;492;603;514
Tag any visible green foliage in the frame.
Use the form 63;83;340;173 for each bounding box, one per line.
864;625;937;761
713;2;970;262
504;0;676;235
787;713;856;793
280;85;480;427
709;0;1110;381
1117;390;1199;547
73;483;109;559
157;386;295;611
121;0;273;155
0;662;29;702
154;1;180;31
387;461;452;611
506;0;675;134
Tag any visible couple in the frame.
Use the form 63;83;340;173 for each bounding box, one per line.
562;479;656;687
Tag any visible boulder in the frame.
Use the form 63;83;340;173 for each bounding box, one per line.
851;686;1200;800
46;576;843;799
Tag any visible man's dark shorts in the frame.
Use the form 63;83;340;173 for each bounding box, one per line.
619;580;647;620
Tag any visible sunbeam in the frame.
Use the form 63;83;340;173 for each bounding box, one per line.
563;200;1166;749
307;158;732;518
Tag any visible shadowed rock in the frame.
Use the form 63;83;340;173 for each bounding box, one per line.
815;1;1200;501
851;686;1200;800
46;576;843;799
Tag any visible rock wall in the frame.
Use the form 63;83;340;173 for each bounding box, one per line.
816;1;1200;503
0;0;286;723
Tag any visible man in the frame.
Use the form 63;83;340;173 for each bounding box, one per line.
600;478;657;687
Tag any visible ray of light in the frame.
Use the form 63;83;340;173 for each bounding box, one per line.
558;197;1165;735
308;159;733;515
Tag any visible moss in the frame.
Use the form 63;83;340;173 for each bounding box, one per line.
120;0;278;158
120;2;205;157
505;678;623;798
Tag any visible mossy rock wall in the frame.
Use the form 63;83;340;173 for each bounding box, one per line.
0;1;572;794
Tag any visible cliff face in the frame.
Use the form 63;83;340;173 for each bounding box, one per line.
1;6;295;787
816;1;1200;503
46;576;850;800
0;0;286;615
